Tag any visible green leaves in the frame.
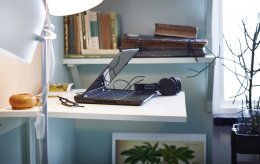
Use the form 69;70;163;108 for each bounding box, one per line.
121;142;161;164
159;144;195;164
120;142;195;164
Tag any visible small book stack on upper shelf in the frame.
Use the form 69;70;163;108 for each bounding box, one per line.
64;10;120;58
120;23;208;58
154;23;198;38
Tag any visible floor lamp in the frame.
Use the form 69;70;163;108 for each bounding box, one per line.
0;0;103;163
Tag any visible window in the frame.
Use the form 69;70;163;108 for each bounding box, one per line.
223;0;260;100
214;0;260;112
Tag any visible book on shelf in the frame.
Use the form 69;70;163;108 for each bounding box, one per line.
154;23;198;38
64;14;82;54
120;34;208;50
88;10;100;50
98;12;112;49
74;14;81;54
64;16;69;54
134;48;207;58
109;12;120;49
79;12;87;49
83;11;90;49
67;15;75;54
97;11;120;50
120;34;208;58
64;10;120;58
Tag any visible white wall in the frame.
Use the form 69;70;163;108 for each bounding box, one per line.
73;1;212;163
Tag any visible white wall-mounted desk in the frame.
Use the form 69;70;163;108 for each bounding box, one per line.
0;91;186;136
0;91;187;123
0;91;187;164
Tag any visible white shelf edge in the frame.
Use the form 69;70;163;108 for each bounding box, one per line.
62;55;215;65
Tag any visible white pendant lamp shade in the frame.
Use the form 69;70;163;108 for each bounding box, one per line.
0;0;103;63
0;0;45;63
47;0;103;16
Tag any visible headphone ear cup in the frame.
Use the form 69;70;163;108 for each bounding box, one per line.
170;77;181;93
158;78;177;95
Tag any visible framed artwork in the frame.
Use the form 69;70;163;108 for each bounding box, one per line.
112;133;206;164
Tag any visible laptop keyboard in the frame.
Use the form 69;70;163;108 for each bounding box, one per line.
102;90;134;98
88;89;135;98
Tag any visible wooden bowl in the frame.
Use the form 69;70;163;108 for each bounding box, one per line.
9;93;36;110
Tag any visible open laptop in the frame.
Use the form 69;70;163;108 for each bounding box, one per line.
74;49;156;106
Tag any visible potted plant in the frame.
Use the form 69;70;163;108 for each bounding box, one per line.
227;14;260;163
189;13;260;163
199;13;260;163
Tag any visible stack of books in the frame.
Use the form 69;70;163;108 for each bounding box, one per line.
64;10;120;58
120;23;208;58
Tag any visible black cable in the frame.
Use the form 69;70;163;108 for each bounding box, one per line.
127;76;146;90
112;76;146;90
112;79;129;89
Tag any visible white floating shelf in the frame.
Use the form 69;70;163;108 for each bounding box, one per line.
63;55;215;65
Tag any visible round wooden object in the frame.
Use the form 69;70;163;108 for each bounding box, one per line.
9;94;36;110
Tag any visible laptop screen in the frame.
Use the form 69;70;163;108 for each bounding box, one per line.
86;48;139;92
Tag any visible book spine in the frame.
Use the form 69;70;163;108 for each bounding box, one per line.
97;12;103;49
68;15;75;54
98;12;112;49
88;11;100;49
64;16;69;55
79;12;87;50
84;12;90;49
110;12;120;49
74;14;81;55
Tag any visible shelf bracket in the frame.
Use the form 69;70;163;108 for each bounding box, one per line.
206;60;215;113
67;64;82;88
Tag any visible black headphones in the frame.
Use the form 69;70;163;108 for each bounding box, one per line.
134;77;182;95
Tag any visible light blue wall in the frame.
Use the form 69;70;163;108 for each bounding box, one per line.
0;0;213;163
0;123;26;164
48;118;75;164
73;0;212;163
74;63;212;164
50;16;72;83
93;0;207;37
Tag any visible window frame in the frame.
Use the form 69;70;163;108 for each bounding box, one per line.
211;0;260;114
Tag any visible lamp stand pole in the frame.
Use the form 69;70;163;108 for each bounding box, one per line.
38;0;103;163
41;33;49;164
41;0;49;163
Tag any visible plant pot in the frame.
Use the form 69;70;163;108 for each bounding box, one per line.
232;123;260;154
231;123;260;164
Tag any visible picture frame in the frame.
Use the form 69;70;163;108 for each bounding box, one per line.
112;133;206;164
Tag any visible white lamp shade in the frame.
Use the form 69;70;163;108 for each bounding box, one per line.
0;0;45;63
47;0;103;16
